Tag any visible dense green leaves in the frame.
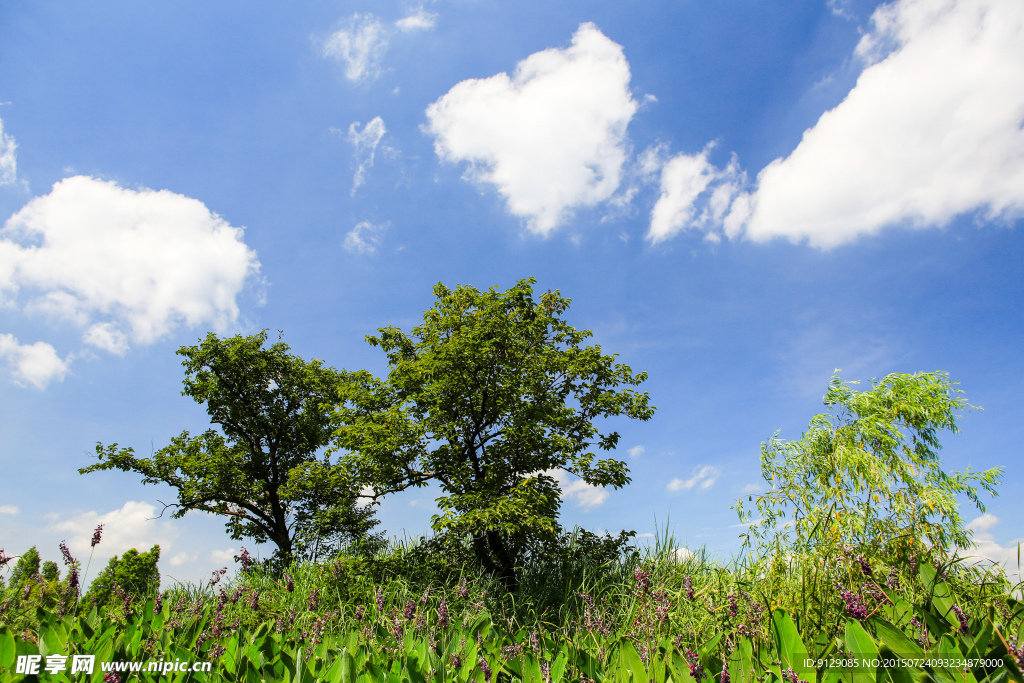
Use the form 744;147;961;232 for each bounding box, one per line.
332;279;654;588
736;371;1002;565
80;331;379;564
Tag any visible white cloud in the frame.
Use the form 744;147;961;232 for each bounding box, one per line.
0;504;19;515
348;117;387;195
730;0;1024;248
169;552;197;567
0;333;69;388
323;14;390;83
545;468;609;511
667;465;720;492
647;148;744;243
344;220;387;254
627;445;645;459
48;500;181;567
0;117;17;186
395;7;437;32
209;548;237;565
741;483;763;494
0;176;260;352
425;22;638;235
672;547;693;562
963;514;1022;584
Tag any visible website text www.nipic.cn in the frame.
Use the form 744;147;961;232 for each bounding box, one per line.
15;654;213;676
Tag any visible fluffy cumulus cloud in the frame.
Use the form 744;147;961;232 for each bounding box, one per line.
648;0;1024;248
963;513;1023;583
425;23;638;235
344;220;387;254
647;147;744;243
348;117;387;194
0;117;17;186
48;500;181;568
0;334;69;388
0;176;260;354
667;465;720;492
733;0;1024;248
546;468;609;511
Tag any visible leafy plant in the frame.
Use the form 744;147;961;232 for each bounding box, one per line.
736;371;1002;566
80;330;381;566
332;278;655;590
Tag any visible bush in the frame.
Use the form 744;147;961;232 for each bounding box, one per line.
83;545;161;610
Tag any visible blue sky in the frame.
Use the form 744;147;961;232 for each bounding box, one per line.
1;0;1022;586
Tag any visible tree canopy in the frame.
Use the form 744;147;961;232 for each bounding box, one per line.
736;371;1002;566
331;278;655;589
81;331;379;566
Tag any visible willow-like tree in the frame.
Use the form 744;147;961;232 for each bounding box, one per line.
332;278;655;590
81;331;379;566
735;371;1003;566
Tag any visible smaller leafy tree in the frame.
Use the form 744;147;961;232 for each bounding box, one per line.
81;331;380;567
83;545;161;610
736;371;1003;568
8;546;40;590
333;278;654;591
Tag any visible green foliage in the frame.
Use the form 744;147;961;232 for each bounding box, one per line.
333;278;655;589
39;561;59;583
83;545;162;610
80;330;380;565
7;546;39;589
736;372;1003;567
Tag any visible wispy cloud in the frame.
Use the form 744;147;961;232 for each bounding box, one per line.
0;504;20;515
344;220;387;254
322;14;390;83
0;117;18;186
395;7;437;32
347;117;387;195
667;465;720;492
323;10;437;83
627;445;645;459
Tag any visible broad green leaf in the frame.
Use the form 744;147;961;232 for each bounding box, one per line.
845;619;879;683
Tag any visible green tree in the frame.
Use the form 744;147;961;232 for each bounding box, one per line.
83;545;160;609
8;546;40;589
736;371;1002;566
81;331;380;566
332;279;655;590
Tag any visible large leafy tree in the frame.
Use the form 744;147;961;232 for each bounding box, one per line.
81;331;379;566
736;371;1003;566
332;278;655;590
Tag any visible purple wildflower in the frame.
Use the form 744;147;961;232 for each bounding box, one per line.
91;524;104;548
857;555;873;578
59;540;76;567
234;547;254;573
438;599;450;629
683;576;694;600
307;588;320;611
404;598;417;620
951;604;969;633
104;672;122;683
375;587;385;612
721;662;731;683
728;592;739;618
685;648;704;682
838;585;868;620
634;567;652;597
458;577;469;599
479;656;493;682
285;575;294;592
248;590;259;611
354;605;366;621
782;668;799;683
